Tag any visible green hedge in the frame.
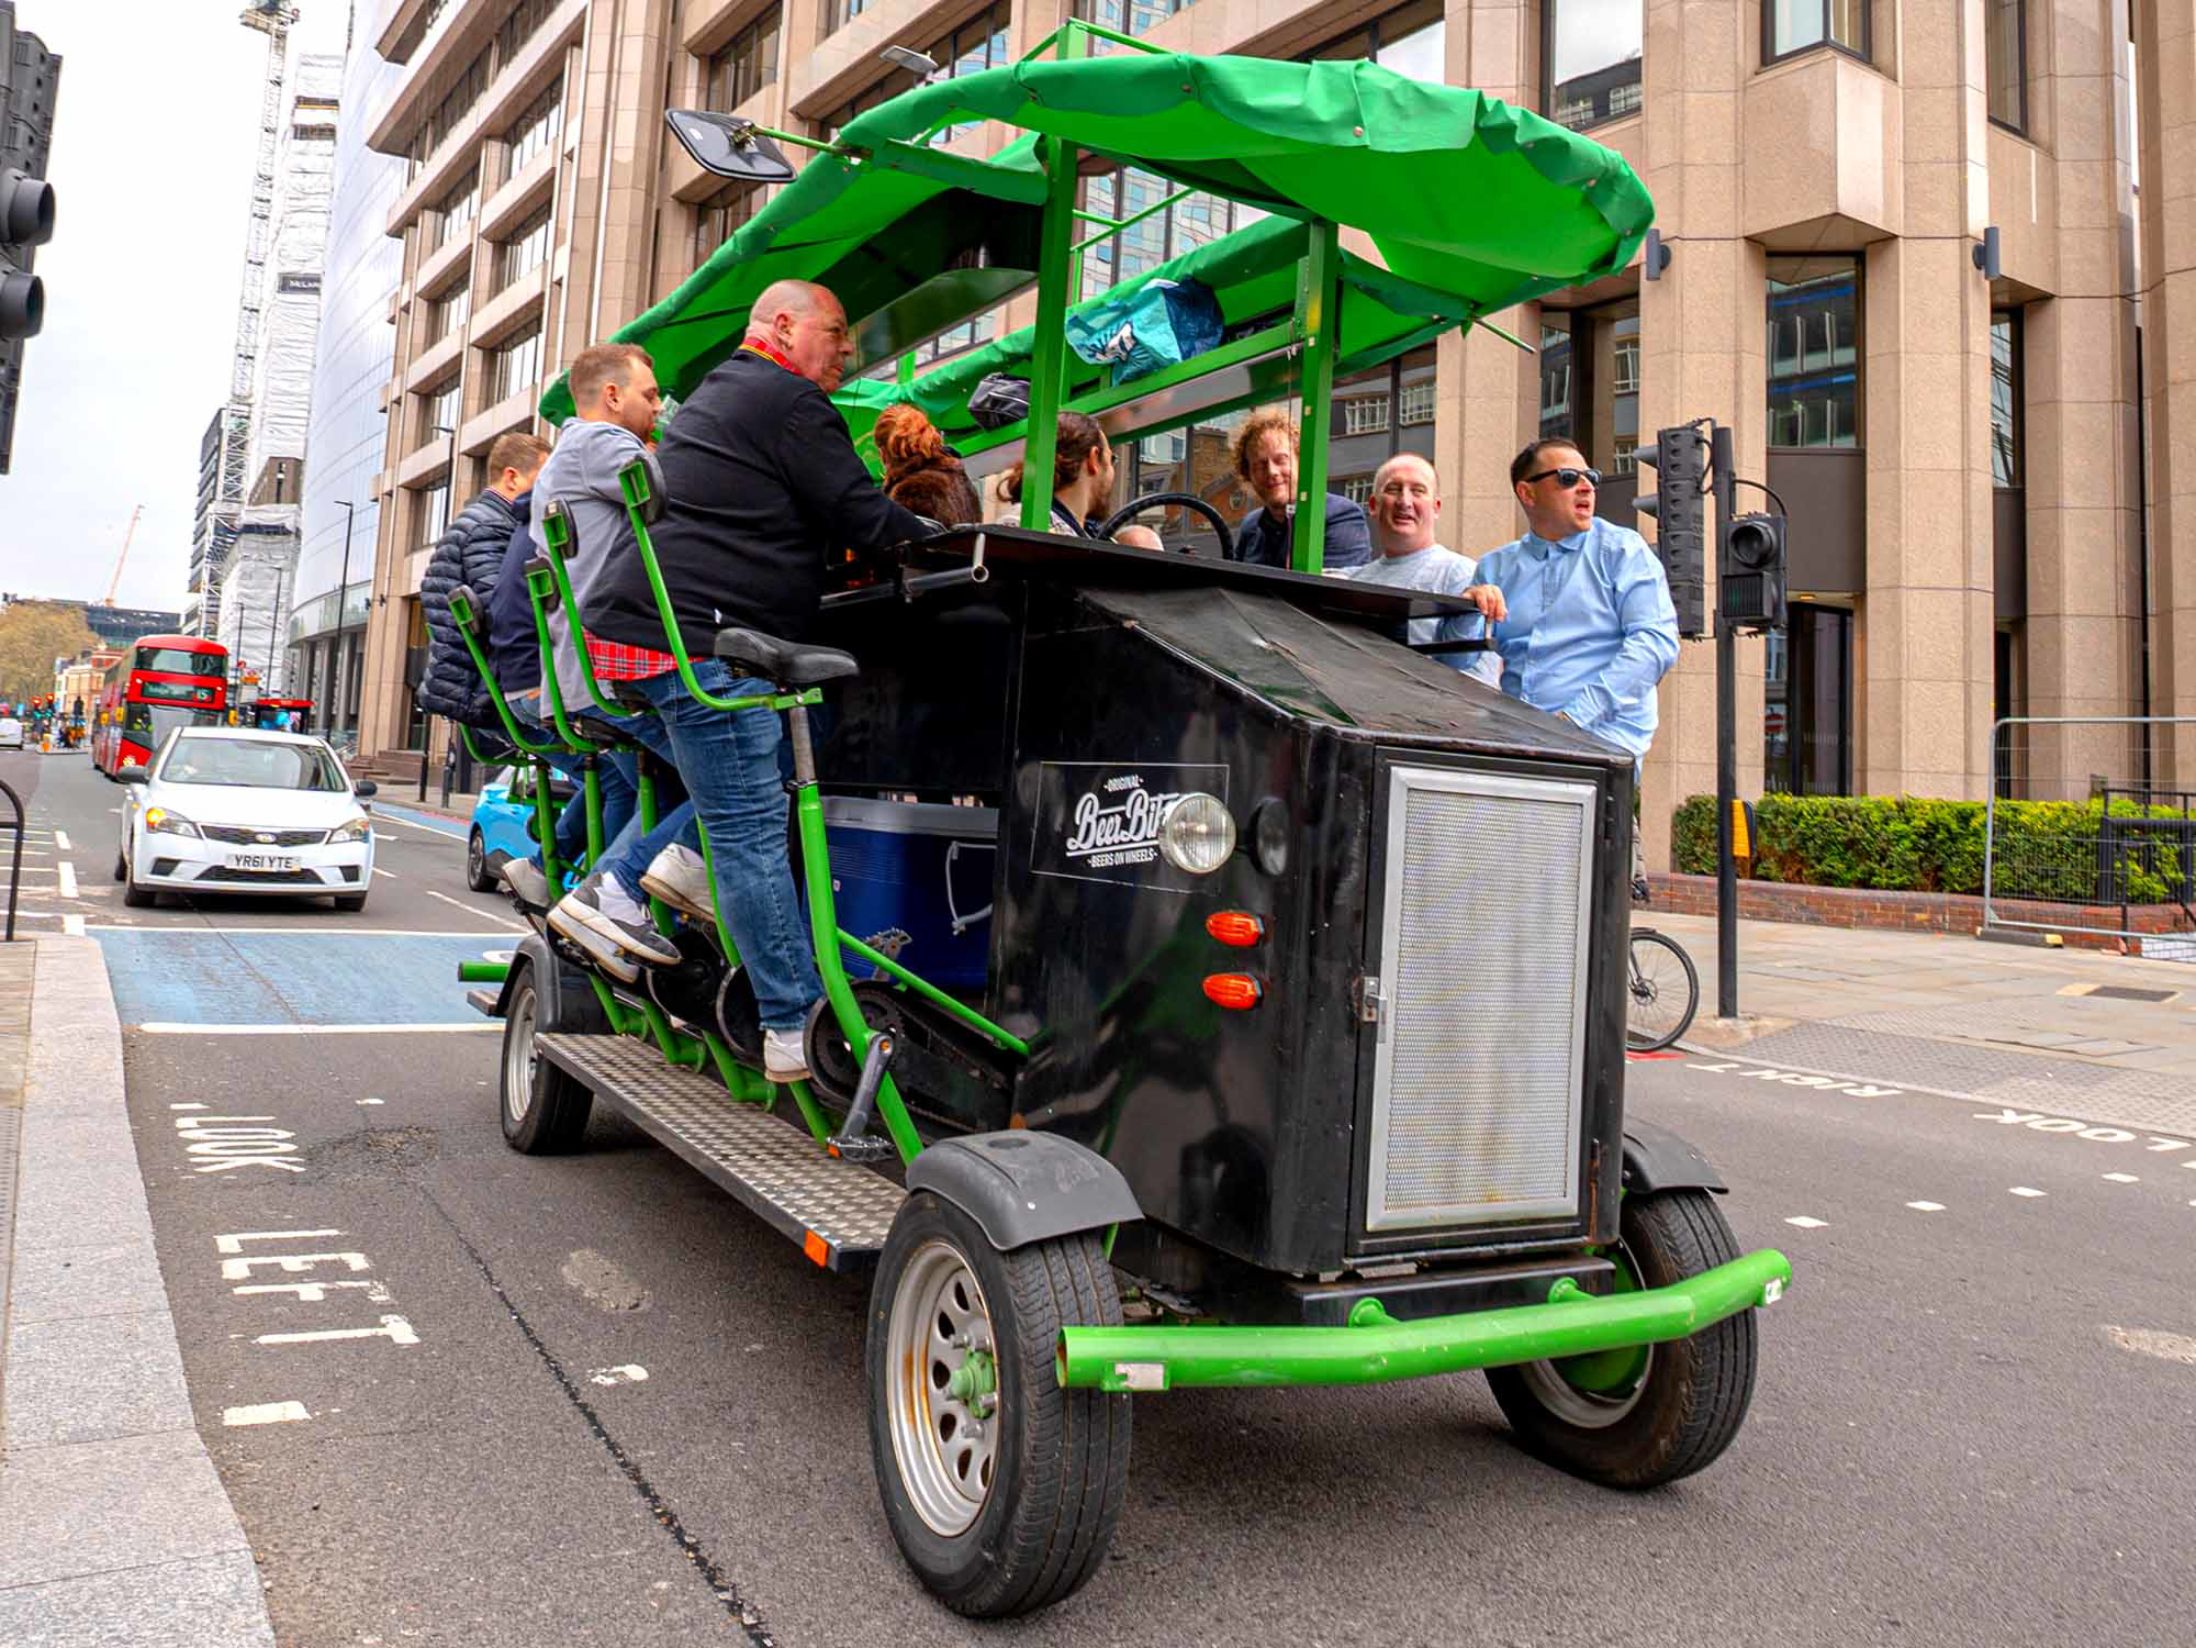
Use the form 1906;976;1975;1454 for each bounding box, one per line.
1670;794;2190;905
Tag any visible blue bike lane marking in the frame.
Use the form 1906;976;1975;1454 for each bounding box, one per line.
94;929;503;1030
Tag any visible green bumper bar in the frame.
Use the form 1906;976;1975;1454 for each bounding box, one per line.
456;961;510;984
1056;1249;1791;1393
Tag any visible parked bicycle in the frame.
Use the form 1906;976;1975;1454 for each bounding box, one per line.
1627;878;1700;1051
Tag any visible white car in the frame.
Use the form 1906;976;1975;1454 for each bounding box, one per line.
116;727;379;910
0;717;23;750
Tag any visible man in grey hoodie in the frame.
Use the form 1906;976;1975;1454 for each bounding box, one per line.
500;344;709;980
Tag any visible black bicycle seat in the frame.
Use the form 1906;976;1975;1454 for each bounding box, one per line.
714;627;859;686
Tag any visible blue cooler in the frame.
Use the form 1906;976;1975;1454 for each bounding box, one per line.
821;799;998;990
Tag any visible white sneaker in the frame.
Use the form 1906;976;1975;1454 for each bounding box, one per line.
763;1027;810;1083
639;842;716;925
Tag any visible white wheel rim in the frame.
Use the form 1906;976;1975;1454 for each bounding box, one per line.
885;1238;999;1537
503;982;538;1127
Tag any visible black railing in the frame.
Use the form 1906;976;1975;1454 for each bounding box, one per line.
0;780;24;941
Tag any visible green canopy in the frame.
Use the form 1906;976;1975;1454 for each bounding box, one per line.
540;51;1651;426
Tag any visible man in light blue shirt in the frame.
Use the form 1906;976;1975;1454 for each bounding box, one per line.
1468;439;1680;761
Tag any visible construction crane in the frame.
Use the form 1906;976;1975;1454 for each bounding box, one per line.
103;504;141;606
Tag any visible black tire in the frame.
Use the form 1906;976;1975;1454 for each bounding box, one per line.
866;1193;1131;1618
121;852;154;908
1625;929;1699;1052
499;961;593;1152
112;850;125;882
1486;1189;1758;1488
465;827;497;892
332;892;369;912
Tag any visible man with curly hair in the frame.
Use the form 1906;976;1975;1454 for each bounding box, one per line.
1226;408;1373;570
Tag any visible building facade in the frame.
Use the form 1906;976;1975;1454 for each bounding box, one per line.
354;0;2182;866
291;3;409;742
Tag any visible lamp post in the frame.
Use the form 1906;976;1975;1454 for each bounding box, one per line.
265;566;285;699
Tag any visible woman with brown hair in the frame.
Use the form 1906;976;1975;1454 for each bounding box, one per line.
873;402;983;526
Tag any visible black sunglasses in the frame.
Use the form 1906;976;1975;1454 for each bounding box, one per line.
1524;465;1601;489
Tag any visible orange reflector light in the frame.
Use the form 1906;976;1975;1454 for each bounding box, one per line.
1201;973;1263;1010
802;1231;831;1267
1204;911;1266;948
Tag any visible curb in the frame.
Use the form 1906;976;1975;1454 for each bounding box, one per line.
0;938;276;1647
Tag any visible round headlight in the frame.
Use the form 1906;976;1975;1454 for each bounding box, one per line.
1250;797;1289;877
1158;793;1236;875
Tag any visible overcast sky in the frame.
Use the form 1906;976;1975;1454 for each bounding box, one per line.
1;1;349;613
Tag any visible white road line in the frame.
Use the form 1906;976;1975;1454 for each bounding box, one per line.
256;1314;420;1347
2010;1186;2048;1198
61;914;84;936
53;829;68;850
2103;1172;2140;1184
368;812;466;840
137;1021;498;1036
424;887;526;930
56;860;76;899
86;924;517;936
2103;1325;2196;1365
1905;1201;1945;1212
357;1097;384;1105
373;866;399;878
223;1401;311;1426
1784;1216;1828;1229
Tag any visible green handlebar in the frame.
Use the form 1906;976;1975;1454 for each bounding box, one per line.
1054;1248;1792;1392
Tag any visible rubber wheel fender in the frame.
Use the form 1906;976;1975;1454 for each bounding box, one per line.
1485;1188;1759;1488
866;1192;1131;1618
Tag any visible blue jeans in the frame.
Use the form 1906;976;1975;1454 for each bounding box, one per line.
581;707;700;902
509;695;622;869
627;661;820;1029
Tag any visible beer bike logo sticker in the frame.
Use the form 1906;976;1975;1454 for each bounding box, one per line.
1030;762;1230;889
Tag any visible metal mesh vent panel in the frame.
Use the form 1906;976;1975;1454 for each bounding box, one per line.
1368;768;1592;1229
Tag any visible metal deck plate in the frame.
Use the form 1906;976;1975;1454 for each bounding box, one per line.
536;1033;904;1273
466;988;501;1017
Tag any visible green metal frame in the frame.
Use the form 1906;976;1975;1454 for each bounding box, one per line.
444;585;581;886
1056;1251;1793;1392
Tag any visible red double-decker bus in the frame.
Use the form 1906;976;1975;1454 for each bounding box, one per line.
91;635;231;776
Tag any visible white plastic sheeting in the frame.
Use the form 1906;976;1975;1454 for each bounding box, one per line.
216;520;298;696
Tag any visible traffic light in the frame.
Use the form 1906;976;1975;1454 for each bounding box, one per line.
0;3;59;474
1722;511;1787;631
1634;423;1708;639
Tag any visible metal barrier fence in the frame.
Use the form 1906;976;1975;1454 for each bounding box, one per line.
1984;716;2196;954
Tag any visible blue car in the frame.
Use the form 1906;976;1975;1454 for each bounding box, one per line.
465;764;573;892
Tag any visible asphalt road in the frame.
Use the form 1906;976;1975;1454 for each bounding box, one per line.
18;748;2196;1646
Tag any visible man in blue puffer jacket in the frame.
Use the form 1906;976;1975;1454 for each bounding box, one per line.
415;431;549;727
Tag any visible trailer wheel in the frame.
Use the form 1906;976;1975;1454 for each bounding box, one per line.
867;1193;1130;1618
499;961;592;1153
1486;1189;1757;1488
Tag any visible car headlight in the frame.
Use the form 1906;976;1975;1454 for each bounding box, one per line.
326;816;372;845
1158;793;1236;875
142;807;201;838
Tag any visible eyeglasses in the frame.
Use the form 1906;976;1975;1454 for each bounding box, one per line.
1523;466;1601;490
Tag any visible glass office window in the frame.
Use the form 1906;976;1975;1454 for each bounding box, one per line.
1765;0;1866;61
491;328;544;403
1986;0;2025;130
693;184;760;268
497;206;552;291
423;377;462;441
1990;310;2021;488
1079;169;1243;300
506;78;562;175
1545;0;1643;133
1763;603;1853;794
1305;0;1445;84
434;181;476;249
706;8;780;111
1767;257;1860;448
426;283;469;344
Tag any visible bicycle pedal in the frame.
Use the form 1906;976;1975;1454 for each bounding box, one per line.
827;1134;892;1164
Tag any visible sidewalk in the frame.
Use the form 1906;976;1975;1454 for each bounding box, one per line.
1654;909;2196;1138
0;938;275;1647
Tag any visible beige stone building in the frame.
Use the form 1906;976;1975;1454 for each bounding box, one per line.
353;0;2184;864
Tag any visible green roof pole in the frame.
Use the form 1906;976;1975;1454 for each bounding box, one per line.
1019;29;1087;531
1290;219;1343;574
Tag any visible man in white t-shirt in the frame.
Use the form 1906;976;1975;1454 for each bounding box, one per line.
1347;452;1504;679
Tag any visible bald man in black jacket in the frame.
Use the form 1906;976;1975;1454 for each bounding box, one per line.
563;280;925;1084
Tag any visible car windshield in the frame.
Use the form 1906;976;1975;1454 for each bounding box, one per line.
158;738;346;791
